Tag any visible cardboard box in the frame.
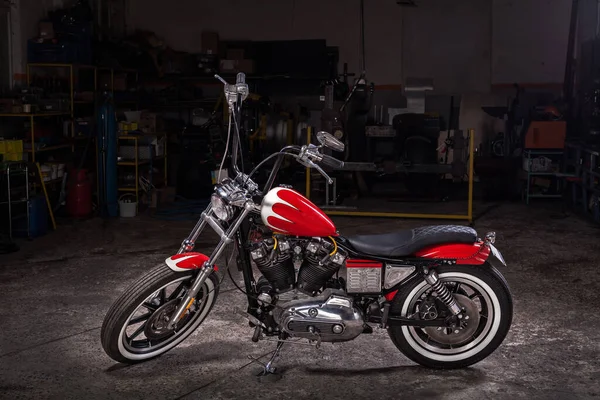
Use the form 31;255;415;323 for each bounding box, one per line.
139;112;164;134
159;186;177;204
226;49;245;60
524;121;567;149
219;59;255;74
237;59;255;73
39;21;54;39
201;31;219;54
113;75;127;91
219;59;237;73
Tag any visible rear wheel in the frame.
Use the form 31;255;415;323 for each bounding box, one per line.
101;264;219;364
387;264;512;369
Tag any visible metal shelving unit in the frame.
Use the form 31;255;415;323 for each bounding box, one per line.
0;113;73;163
27;63;98;137
97;67;139;109
0;162;30;239
522;149;565;204
563;141;600;223
117;133;168;205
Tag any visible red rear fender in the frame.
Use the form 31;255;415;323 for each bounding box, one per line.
165;253;217;272
414;242;490;265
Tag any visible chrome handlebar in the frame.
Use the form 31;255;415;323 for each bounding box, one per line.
297;144;334;184
215;73;249;108
215;73;338;188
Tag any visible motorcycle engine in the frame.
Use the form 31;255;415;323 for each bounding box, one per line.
277;289;365;342
250;237;347;295
250;236;365;342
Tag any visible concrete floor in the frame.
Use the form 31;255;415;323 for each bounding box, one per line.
1;202;599;399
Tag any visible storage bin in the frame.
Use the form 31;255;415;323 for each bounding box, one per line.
0;140;24;161
0;140;23;154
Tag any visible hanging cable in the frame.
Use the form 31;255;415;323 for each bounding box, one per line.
218;112;234;181
232;109;245;174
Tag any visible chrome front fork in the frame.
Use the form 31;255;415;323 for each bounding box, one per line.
176;204;212;254
167;202;254;329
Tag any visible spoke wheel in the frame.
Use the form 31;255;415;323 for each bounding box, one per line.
387;264;513;369
409;280;491;354
101;264;219;364
423;293;481;346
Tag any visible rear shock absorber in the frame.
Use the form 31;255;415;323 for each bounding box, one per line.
424;270;462;315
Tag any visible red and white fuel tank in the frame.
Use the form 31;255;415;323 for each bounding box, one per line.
260;187;338;237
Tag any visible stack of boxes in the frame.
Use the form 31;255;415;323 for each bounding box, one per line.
200;31;255;75
220;48;255;75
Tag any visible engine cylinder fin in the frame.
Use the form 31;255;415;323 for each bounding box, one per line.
297;251;340;295
252;241;295;293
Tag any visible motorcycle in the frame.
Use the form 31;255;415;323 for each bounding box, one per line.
101;73;513;374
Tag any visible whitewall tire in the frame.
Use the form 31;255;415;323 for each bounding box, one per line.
387;264;513;369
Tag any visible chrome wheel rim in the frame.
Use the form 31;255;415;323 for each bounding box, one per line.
119;276;210;355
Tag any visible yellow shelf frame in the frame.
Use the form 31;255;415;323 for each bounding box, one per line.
117;135;168;204
0;114;74;163
20;63;99;162
305;128;476;222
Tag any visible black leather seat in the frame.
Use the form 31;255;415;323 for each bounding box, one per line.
345;225;477;258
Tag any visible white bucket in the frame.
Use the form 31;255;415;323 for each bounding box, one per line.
40;165;52;181
119;194;137;217
51;164;58;180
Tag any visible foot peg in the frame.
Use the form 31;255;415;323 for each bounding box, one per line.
235;307;266;328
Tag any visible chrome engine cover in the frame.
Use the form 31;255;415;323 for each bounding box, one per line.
277;290;365;343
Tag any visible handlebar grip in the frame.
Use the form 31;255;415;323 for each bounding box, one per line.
319;154;344;170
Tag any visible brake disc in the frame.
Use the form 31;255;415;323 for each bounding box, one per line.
144;299;192;340
424;294;481;346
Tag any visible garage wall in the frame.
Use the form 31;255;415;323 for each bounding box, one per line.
11;0;574;90
400;0;492;93
127;0;573;92
126;0;403;86
492;0;572;85
10;0;66;82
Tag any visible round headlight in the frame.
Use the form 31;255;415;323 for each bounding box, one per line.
211;194;233;221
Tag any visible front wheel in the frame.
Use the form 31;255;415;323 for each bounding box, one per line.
388;264;513;369
101;264;219;364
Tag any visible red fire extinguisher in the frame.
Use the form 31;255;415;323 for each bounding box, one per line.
67;169;92;218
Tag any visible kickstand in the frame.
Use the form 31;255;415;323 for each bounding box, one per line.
247;338;286;382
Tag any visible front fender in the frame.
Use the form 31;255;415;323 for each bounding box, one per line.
165;253;217;272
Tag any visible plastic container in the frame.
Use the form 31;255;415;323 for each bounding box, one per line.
50;164;58;180
40;165;52;181
0;140;23;154
119;194;137;217
0;140;24;161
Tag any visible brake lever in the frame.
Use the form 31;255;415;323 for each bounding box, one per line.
307;159;333;184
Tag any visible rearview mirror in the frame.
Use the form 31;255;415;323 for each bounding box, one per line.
316;131;345;152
